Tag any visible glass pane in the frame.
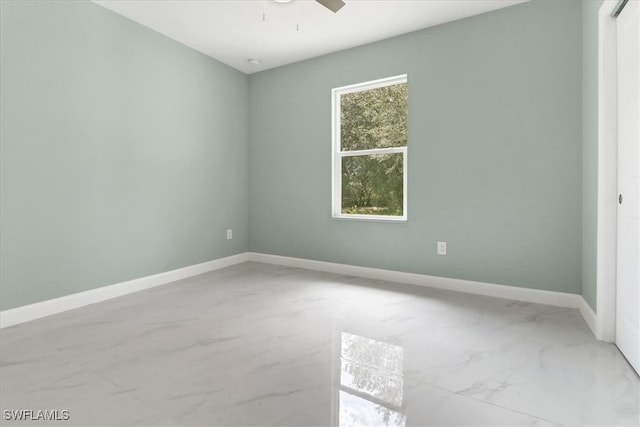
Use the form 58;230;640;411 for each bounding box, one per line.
341;153;403;216
340;82;407;151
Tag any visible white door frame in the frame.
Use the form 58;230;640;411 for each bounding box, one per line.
596;0;624;342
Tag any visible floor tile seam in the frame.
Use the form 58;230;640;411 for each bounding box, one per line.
80;362;132;394
403;374;567;426
248;265;587;326
246;260;578;297
87;372;185;427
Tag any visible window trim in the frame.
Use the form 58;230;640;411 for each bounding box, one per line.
331;74;408;222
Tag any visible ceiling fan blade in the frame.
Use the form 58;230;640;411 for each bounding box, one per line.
315;0;345;13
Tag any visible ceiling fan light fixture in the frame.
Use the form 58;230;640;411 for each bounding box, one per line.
315;0;345;13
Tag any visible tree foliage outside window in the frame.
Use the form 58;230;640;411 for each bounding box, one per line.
333;76;408;219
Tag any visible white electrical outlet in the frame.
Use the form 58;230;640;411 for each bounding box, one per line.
226;229;233;240
437;241;447;255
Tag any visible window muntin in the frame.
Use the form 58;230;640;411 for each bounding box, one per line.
332;75;408;221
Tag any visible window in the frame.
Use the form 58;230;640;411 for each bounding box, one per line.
332;75;408;221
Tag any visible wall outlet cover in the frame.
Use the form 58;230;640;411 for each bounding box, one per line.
437;241;447;255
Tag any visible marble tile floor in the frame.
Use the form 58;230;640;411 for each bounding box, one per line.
1;262;638;427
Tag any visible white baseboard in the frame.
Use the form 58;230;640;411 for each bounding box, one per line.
2;251;599;339
579;296;599;339
0;252;250;329
247;252;598;336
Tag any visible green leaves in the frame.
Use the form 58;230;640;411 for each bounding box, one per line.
339;82;407;216
341;153;403;216
340;83;407;152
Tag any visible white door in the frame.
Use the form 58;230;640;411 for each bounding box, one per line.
616;0;640;375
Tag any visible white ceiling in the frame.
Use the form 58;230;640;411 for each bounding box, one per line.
93;0;526;74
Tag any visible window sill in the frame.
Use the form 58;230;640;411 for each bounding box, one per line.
332;214;407;223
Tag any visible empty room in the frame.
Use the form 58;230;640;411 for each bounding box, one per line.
0;0;639;425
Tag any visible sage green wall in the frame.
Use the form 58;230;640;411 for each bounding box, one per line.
581;0;603;310
248;0;583;294
0;1;249;310
1;0;589;311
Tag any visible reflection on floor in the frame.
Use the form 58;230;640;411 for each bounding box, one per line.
1;262;638;426
339;332;406;427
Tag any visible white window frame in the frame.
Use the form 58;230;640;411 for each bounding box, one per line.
331;74;408;222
